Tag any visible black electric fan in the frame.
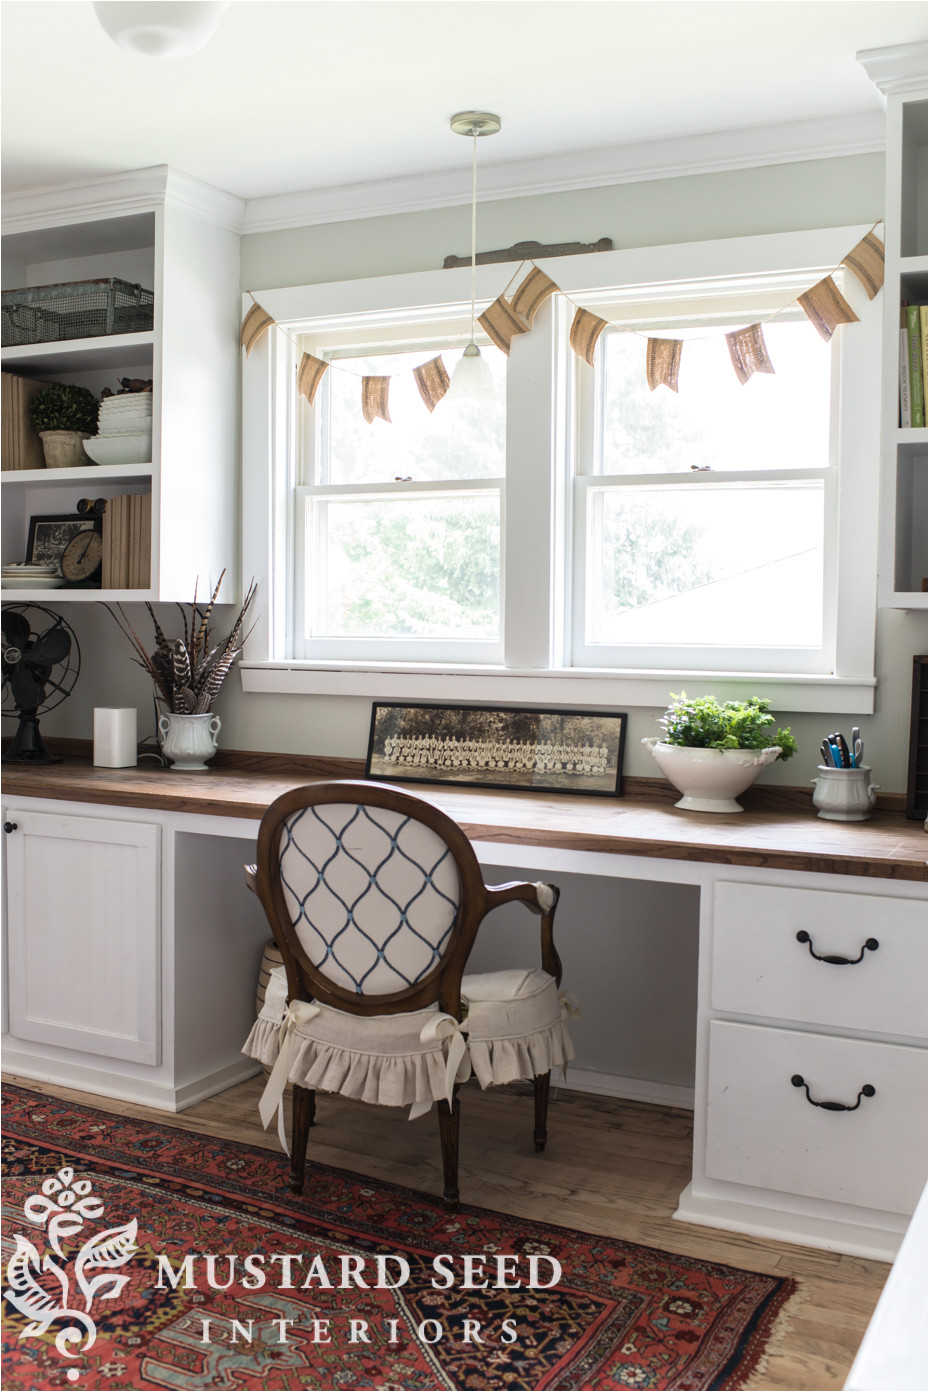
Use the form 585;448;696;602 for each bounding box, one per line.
1;605;81;764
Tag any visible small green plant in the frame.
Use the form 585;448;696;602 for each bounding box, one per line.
29;382;98;434
658;692;798;760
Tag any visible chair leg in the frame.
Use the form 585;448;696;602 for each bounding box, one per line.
436;1089;461;1212
289;1084;316;1195
533;1071;551;1152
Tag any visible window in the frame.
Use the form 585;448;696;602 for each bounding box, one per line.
297;340;506;663
573;295;838;674
241;227;880;711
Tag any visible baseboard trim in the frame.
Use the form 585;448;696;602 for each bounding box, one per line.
674;1182;906;1262
559;1067;694;1111
1;1047;261;1114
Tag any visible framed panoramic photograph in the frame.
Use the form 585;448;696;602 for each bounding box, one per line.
366;702;627;797
26;513;101;573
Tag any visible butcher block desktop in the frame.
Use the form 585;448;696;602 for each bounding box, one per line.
2;749;926;1261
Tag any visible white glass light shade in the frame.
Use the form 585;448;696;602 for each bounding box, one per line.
93;2;231;58
445;344;495;401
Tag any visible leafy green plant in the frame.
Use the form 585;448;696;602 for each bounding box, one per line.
28;382;98;434
107;572;257;715
658;692;798;760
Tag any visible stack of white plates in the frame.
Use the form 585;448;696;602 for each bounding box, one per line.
97;394;154;438
1;563;63;590
85;393;153;466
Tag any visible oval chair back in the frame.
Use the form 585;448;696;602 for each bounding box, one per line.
255;780;487;1021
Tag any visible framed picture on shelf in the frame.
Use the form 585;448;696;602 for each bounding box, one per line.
26;513;102;574
365;702;627;797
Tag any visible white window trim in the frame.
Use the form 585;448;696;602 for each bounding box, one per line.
241;224;881;714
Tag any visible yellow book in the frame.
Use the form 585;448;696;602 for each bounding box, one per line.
920;305;928;409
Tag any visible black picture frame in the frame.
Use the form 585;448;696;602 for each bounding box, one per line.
26;513;102;576
365;701;627;797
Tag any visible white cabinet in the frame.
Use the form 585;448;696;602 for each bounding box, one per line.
1;167;242;602
4;806;161;1062
680;874;928;1260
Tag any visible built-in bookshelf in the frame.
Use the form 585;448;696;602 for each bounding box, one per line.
861;46;928;608
1;170;242;603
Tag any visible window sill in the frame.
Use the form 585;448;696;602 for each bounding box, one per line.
239;662;877;714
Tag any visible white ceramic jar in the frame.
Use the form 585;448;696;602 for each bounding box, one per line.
811;765;878;821
158;712;221;771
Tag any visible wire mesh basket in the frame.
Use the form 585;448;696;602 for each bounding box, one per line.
1;278;155;347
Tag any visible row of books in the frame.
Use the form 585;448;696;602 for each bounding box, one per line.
102;492;151;590
1;371;45;470
899;303;928;428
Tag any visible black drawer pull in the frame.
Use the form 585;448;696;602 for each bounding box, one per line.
3;822;17;834
791;1075;875;1111
795;930;879;965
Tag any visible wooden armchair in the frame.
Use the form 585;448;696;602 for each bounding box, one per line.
243;780;573;1209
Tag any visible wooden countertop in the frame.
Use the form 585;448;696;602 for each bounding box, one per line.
3;757;926;882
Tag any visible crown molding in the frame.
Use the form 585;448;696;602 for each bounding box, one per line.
857;42;927;102
240;111;886;235
1;165;246;236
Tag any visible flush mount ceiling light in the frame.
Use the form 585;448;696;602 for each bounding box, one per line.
93;1;231;59
445;111;502;401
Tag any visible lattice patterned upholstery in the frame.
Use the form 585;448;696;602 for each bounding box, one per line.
279;803;460;995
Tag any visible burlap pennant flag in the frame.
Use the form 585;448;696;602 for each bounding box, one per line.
646;338;683;392
477;296;529;355
241;303;274;356
362;376;392;424
841;232;885;300
570;308;609;367
511;267;560;327
413;355;450;412
798;277;859;341
297;353;328;406
726;323;776;385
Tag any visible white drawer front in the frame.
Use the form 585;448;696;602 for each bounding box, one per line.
712;882;927;1038
705;1020;927;1214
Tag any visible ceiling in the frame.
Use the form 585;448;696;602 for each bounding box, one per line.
2;1;926;206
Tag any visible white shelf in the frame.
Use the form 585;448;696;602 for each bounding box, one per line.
1;332;154;377
0;587;155;602
1;463;153;487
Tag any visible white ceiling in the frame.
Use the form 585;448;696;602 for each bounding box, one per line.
1;1;926;206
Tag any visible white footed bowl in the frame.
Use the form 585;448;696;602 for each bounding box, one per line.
643;739;781;813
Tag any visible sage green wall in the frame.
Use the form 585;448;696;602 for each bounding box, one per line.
48;149;925;796
240;153;886;289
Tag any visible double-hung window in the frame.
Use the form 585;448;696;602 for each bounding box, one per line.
242;226;880;711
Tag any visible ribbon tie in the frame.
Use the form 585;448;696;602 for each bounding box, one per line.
258;999;321;1154
408;1012;471;1120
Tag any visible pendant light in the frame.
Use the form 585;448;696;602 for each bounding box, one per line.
93;2;231;59
445;111;501;401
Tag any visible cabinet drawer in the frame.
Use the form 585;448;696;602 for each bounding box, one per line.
705;1020;927;1214
712;882;927;1038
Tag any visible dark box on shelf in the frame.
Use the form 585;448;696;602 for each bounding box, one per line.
1;277;154;347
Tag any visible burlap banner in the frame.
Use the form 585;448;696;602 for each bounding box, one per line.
798;277;859;342
240;303;274;356
646;338;683;392
726;323;775;385
511;267;560;327
477;296;529;355
362;376;392;424
570;308;609;368
842;232;885;300
413;355;450;412
297;353;328;406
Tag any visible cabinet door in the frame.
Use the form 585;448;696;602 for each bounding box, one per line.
5;808;161;1064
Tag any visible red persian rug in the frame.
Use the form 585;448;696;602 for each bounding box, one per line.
2;1084;797;1391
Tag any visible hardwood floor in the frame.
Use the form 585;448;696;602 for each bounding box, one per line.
4;1072;891;1391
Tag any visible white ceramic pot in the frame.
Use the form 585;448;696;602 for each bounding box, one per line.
158;711;221;771
811;765;878;821
643;738;781;813
39;430;92;468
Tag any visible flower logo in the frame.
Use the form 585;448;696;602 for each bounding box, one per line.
4;1166;137;1382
